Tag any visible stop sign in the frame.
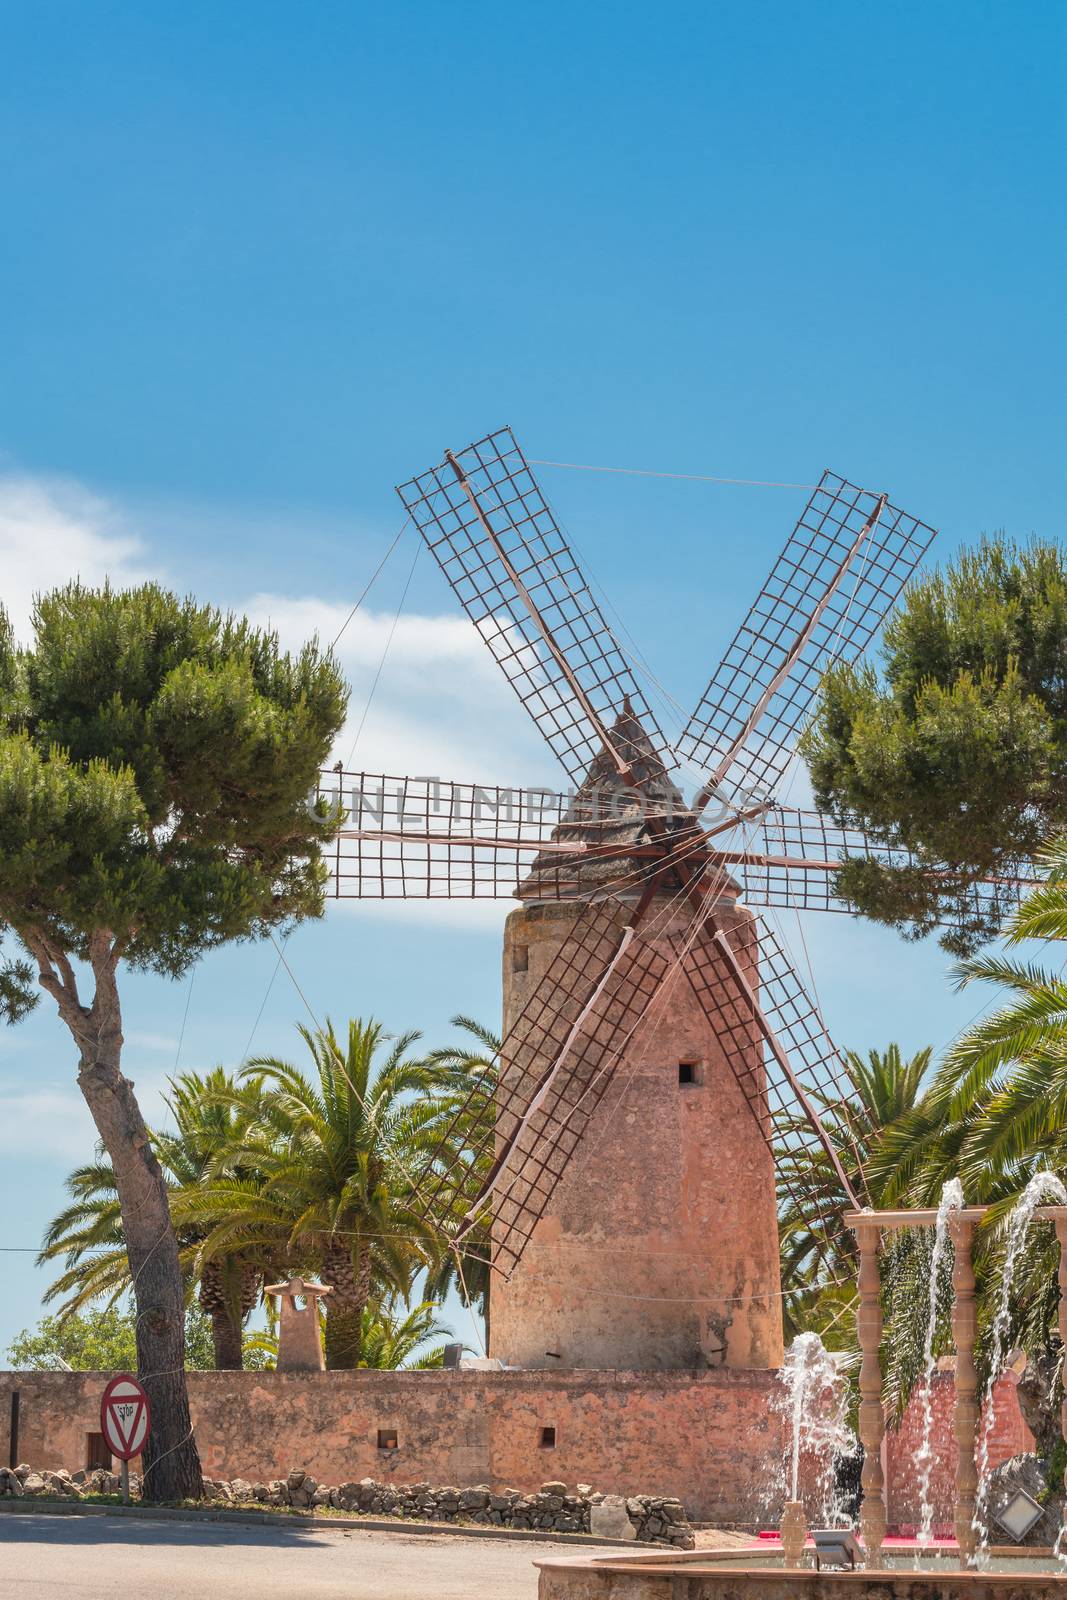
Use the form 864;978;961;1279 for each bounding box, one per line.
100;1374;151;1462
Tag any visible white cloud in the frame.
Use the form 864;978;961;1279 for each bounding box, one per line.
244;591;557;787
0;1086;98;1165
125;1030;180;1055
332;895;513;934
0;469;558;934
0;475;148;642
247;594;499;689
0;473;559;786
0;1064;176;1167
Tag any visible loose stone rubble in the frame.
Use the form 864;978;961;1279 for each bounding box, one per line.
0;1462;694;1548
0;1464;137;1499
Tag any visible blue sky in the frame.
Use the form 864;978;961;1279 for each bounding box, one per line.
0;1;1064;1355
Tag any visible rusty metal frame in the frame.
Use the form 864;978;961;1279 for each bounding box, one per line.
677;471;937;810
692;493;888;812
395;427;672;788
317;768;704;902
732;806;1036;924
678;914;868;1200
410;904;671;1278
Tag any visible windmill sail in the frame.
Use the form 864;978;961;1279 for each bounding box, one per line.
316;762;693;901
396;428;672;788
318;768;577;899
727;805;1036;929
677;472;936;812
678;914;868;1184
677;913;869;1263
351;437;942;1307
412;903;672;1278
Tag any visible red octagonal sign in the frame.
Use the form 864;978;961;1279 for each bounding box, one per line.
100;1374;151;1462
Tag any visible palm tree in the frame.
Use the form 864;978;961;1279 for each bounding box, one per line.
184;1019;453;1369
359;1297;452;1370
778;1043;933;1329
921;836;1067;1188
870;837;1067;1409
242;1294;452;1371
39;1068;267;1368
422;1015;498;1350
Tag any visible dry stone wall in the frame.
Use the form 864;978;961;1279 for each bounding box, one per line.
0;1465;131;1498
0;1462;694;1548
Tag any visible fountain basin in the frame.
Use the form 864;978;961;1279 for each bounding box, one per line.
534;1545;1067;1599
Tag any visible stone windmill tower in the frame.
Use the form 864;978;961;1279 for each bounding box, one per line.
319;428;1029;1372
495;708;781;1371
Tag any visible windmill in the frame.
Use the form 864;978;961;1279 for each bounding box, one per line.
318;427;1032;1369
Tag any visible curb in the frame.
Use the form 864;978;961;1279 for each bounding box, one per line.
0;1496;643;1548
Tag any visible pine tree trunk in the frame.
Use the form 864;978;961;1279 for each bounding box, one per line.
38;939;204;1503
322;1239;372;1370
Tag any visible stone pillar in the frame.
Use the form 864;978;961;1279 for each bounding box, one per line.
264;1276;332;1372
949;1216;978;1566
780;1500;808;1569
1055;1215;1067;1555
855;1220;886;1564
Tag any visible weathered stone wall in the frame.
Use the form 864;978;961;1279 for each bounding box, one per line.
0;1463;696;1548
0;1366;781;1523
885;1370;1035;1530
495;895;784;1373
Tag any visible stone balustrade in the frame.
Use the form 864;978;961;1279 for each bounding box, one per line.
844;1204;1067;1568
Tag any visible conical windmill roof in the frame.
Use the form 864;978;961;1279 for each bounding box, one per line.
517;705;728;903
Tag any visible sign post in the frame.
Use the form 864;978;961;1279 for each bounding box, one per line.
100;1375;151;1503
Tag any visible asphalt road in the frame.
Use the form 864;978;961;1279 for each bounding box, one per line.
0;1513;597;1598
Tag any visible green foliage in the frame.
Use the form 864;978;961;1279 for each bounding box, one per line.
0;937;35;1023
421;1014;500;1340
784;850;1067;1421
777;1043;941;1418
182;1307;217;1370
868;837;1067;1404
6;1307;137;1371
5;1305;215;1371
779;1042;933;1308
178;1018;462;1368
802;537;1067;954
1044;1437;1067;1499
39;1068;268;1360
0;582;345;1483
242;1296;451;1371
358;1298;451;1369
876;837;1067;1198
0;583;348;977
40;1016;497;1373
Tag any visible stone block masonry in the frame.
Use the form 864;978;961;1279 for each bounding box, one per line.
0;1366;781;1525
496;897;785;1374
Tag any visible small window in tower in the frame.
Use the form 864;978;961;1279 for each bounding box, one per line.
678;1060;702;1086
377;1428;398;1451
513;943;529;973
539;1425;556;1449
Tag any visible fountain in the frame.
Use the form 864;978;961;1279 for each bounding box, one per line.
915;1178;965;1548
973;1172;1067;1554
535;1197;1067;1598
774;1331;855;1562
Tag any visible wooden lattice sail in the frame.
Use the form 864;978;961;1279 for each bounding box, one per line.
320;427;1036;1313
